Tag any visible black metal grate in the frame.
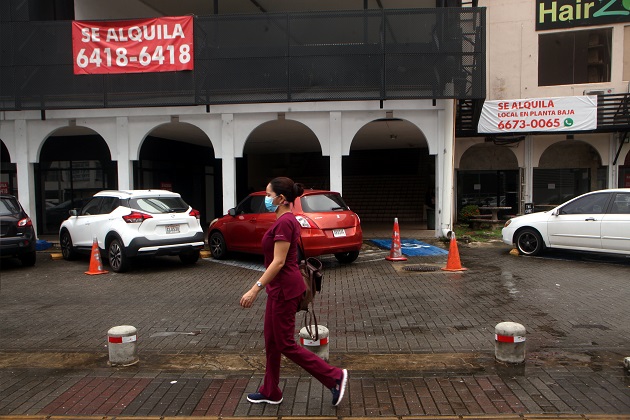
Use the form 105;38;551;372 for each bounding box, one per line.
0;8;487;111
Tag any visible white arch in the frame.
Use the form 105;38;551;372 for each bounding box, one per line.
532;136;609;167
457;141;520;170
0;123;15;161
135;120;218;161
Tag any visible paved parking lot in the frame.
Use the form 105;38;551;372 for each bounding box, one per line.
1;239;629;417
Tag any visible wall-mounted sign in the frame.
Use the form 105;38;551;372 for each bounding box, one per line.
536;0;630;31
478;96;597;134
72;16;193;75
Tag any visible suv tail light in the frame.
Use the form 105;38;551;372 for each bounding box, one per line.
17;217;32;227
189;209;200;219
123;211;153;223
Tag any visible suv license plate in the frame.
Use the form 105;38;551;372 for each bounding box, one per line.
165;224;180;234
332;228;346;237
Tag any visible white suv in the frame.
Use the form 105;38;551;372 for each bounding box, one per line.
59;190;205;272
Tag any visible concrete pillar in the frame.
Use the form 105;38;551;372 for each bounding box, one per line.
495;322;526;364
116;117;133;190
436;99;455;237
299;325;329;361
523;135;534;211
329;112;343;195
107;325;138;366
15;119;38;232
221;113;236;214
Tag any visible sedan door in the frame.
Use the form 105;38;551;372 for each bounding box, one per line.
224;196;266;253
546;192;612;252
601;192;630;253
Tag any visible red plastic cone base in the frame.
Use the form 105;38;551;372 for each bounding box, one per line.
85;240;108;275
385;218;407;262
441;236;467;272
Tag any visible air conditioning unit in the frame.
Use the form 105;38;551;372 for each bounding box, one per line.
583;88;614;95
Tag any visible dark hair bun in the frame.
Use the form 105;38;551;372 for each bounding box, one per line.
293;182;305;198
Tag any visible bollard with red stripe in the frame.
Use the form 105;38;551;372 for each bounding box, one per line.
107;325;139;366
494;321;526;364
299;325;330;361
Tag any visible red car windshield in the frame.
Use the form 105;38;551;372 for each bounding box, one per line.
300;194;349;212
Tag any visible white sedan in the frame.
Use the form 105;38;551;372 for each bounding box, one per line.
502;189;630;256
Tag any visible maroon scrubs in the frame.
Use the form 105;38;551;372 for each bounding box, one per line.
258;212;343;401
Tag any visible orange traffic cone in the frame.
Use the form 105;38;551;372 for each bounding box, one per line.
385;218;407;261
85;237;109;275
441;231;467;272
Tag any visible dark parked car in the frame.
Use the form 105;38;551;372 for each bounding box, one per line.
0;194;37;266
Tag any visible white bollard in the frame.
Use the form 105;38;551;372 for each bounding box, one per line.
495;322;526;364
299;325;329;361
624;357;630;373
107;325;139;366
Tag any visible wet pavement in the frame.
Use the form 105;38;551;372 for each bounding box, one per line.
1;227;629;419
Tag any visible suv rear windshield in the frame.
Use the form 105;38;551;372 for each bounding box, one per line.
128;197;189;214
300;194;349;212
0;197;21;216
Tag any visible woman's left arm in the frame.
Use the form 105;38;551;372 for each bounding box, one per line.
240;240;290;308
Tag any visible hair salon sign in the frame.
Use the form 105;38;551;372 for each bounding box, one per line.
536;0;630;30
478;96;598;134
72;16;193;75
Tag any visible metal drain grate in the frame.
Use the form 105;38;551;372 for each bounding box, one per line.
402;265;441;272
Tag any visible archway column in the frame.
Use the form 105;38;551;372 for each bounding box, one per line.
15;119;38;231
436;100;455;237
329;112;343;194
116;117;133;190
523;135;534;209
609;134;619;188
221;113;236;213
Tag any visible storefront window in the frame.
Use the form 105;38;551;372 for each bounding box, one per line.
539;28;612;86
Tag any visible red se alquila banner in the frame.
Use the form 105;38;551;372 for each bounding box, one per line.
72;16;193;75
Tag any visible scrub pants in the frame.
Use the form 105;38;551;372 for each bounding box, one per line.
259;293;342;400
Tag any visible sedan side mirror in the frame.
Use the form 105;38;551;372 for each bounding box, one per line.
228;208;236;216
69;209;78;217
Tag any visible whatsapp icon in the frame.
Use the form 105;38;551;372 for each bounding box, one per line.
563;118;574;127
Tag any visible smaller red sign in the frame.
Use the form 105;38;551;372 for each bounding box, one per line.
0;182;8;194
160;182;173;191
72;16;193;75
625;173;630;188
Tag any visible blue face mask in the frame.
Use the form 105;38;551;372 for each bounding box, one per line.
265;196;278;212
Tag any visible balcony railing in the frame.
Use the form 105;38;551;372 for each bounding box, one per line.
0;8;486;111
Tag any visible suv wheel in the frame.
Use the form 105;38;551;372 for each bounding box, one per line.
19;251;36;267
335;251;359;264
209;232;228;259
60;230;77;260
180;250;200;265
108;238;130;272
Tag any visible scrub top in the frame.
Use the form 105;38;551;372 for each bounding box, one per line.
261;212;306;301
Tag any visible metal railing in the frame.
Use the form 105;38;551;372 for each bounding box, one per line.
0;8;486;111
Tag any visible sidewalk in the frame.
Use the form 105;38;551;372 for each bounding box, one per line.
1;230;629;418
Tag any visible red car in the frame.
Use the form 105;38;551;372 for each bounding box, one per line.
208;190;363;263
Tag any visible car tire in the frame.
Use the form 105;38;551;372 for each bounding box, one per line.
19;251;36;267
334;251;360;264
60;230;77;261
180;250;200;265
108;238;130;273
209;232;228;259
515;228;544;256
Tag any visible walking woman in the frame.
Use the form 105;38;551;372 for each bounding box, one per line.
240;176;348;406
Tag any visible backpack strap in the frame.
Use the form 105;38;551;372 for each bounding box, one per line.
303;302;319;341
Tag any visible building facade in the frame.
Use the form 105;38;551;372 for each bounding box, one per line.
456;0;630;216
1;0;485;237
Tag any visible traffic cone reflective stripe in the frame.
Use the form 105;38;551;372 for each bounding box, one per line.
441;231;467;272
85;237;109;275
385;218;407;261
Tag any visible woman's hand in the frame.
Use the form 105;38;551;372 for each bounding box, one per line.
240;288;259;308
